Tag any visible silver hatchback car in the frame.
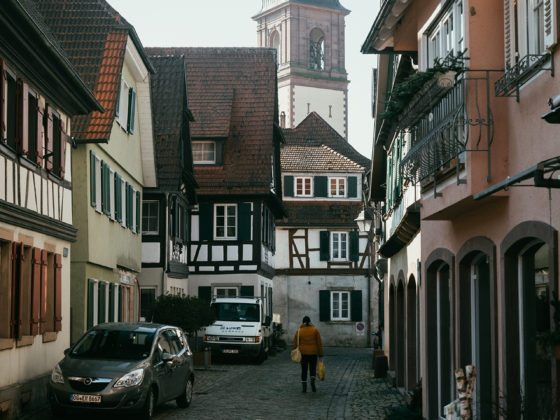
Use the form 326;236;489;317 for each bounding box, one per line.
48;322;194;419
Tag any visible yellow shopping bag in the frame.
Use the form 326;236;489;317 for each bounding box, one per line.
317;359;325;381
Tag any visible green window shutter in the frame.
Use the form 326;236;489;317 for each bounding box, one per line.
348;176;358;198
127;88;136;134
284;175;294;197
240;285;254;298
314;176;327;197
90;151;96;208
215;141;223;165
319;290;330;322
108;284;114;322
118;285;123;322
98;282;106;324
198;286;212;303
87;279;95;329
136;190;141;234
238;203;251;241
319;231;330;261
115;173;122;223
351;290;362;322
349;231;360;262
199;203;213;240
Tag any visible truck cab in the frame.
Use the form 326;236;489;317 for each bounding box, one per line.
203;296;271;363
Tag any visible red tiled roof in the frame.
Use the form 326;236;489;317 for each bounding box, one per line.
282;112;370;168
146;47;279;196
35;0;150;141
277;201;363;227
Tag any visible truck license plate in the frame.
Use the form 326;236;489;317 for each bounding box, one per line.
222;349;238;354
70;394;102;403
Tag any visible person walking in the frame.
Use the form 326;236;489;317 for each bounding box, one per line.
293;316;323;393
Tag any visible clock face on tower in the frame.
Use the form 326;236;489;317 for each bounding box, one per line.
253;0;350;139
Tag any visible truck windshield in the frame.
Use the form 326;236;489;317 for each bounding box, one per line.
212;303;260;322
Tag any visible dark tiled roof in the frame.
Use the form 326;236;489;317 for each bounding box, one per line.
146;47;279;196
35;0;151;141
281;112;370;168
277;201;362;227
281;144;364;172
149;55;190;191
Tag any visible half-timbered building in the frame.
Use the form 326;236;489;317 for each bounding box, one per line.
148;47;285;315
138;54;197;316
37;0;157;342
0;0;101;416
275;112;371;346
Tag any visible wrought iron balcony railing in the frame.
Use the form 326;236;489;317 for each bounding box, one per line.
495;53;554;101
400;71;494;190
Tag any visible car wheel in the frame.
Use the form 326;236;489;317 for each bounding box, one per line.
50;402;65;418
141;386;156;420
176;376;193;408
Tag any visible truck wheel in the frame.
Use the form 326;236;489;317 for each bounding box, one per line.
254;345;266;364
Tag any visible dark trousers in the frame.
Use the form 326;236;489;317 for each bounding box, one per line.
300;354;317;382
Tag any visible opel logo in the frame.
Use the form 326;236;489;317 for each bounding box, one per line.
84;378;92;386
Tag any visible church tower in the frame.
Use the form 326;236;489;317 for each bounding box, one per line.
253;0;350;139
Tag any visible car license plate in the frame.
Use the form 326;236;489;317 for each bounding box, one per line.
222;349;238;354
70;394;102;403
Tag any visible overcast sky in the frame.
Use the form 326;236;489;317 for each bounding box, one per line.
107;0;379;158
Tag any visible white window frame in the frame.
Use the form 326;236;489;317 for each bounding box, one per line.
121;178;126;228
331;291;350;321
117;79;129;129
329;177;346;198
214;287;238;298
331;232;348;261
192;141;216;164
294;177;312;197
142;200;159;234
425;0;464;68
214;204;237;240
95;157;102;213
109;169;115;220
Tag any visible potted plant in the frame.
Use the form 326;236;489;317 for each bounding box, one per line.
536;291;560;359
148;293;216;366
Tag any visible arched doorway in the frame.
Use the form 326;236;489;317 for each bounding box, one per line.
407;275;418;390
397;279;405;387
502;222;558;419
389;280;396;370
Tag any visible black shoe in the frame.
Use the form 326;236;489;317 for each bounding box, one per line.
302;382;307;393
311;377;316;392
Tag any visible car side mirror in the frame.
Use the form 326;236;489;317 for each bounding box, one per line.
64;348;70;356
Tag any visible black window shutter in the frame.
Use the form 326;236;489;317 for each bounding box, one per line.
349;231;359;262
240;285;254;297
216;141;223;165
319;231;330;261
108;284;114;322
118;286;123;322
90;151;96;208
351;290;362;321
198;286;211;303
98;282;106;324
314;176;328;197
87;279;95;329
348;176;358;198
127;88;136;134
238;203;251;241
199;203;213;240
115;81;121;117
319;290;330;322
136;191;141;233
284;175;294;197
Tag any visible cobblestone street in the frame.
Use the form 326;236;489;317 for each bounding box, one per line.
153;347;409;420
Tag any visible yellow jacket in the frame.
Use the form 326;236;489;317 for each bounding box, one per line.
293;324;323;356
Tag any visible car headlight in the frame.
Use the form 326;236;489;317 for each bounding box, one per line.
51;363;64;384
244;337;259;343
113;368;144;388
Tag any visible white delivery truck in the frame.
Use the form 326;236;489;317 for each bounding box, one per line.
203;296;271;363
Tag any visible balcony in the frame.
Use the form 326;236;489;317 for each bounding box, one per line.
399;70;494;189
495;53;553;101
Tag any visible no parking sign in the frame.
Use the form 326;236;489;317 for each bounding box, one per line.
355;322;365;336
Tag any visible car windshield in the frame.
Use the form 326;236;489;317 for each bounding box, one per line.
212;303;260;322
71;329;155;360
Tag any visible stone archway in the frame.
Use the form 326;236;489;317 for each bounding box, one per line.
397;278;405;387
389;279;396;370
407;275;418;390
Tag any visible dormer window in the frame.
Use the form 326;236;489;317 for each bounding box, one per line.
309;28;325;70
295;177;312;197
329;177;346;197
193;141;216;164
116;78;136;134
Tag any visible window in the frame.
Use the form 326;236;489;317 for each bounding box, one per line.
116;79;136;134
270;31;281;64
309;28;325;70
331;232;348;260
140;288;156;320
329;177;346;197
215;204;236;239
262;206;275;250
4;70;17;149
215;287;238;298
142;201;159;234
331;291;350;320
192;141;216;164
426;0;464;68
295;177;312;197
